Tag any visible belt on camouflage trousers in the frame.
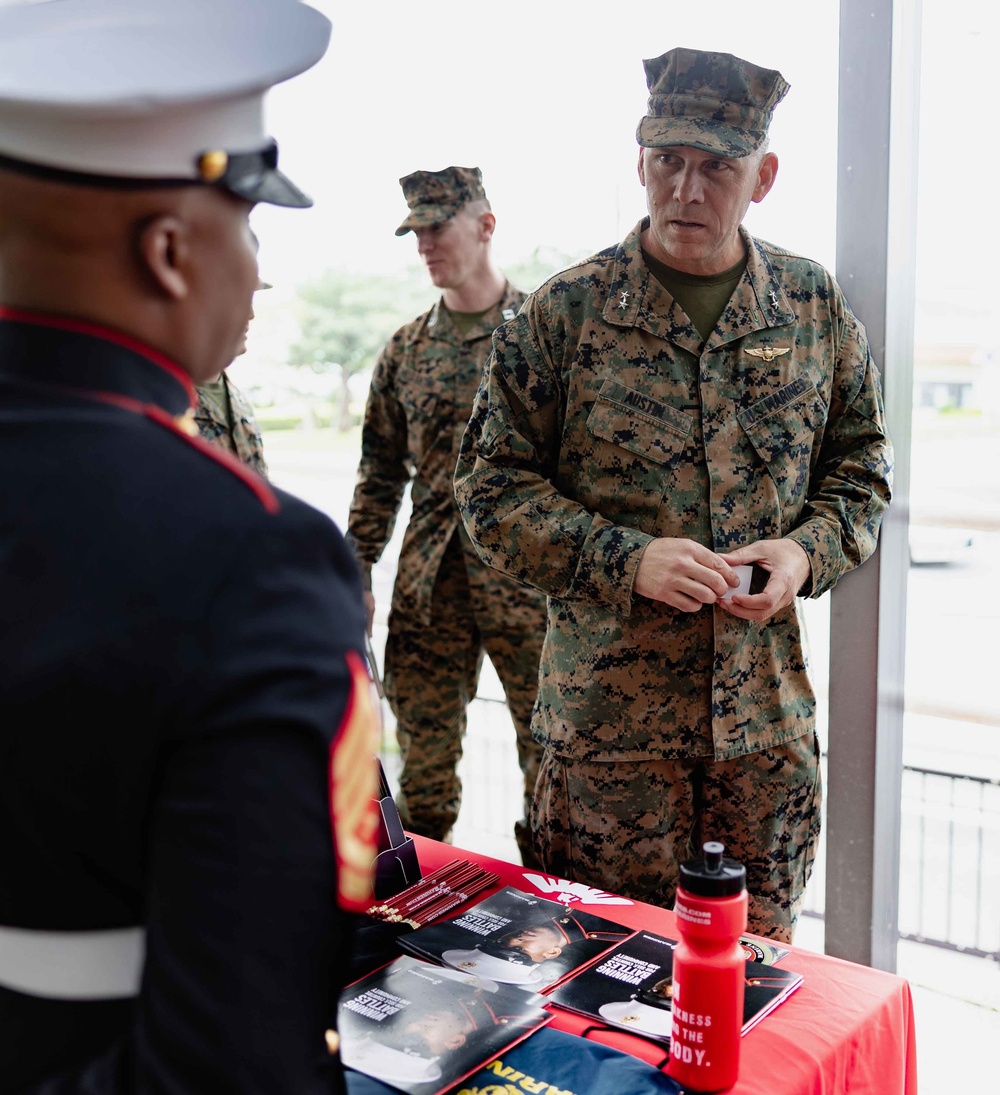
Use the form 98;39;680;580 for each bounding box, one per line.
0;924;145;1000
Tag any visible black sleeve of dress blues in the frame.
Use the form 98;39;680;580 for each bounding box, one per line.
28;500;368;1094
138;502;366;1093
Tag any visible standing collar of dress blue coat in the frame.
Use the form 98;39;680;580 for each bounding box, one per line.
0;308;194;415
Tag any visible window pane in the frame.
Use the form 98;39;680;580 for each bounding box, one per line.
901;0;1000;963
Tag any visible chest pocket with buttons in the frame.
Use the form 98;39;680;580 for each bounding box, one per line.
737;375;828;519
579;378;694;533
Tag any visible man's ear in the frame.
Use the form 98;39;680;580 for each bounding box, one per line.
136;214;189;300
479;210;497;242
637;147;647;187
751;152;779;204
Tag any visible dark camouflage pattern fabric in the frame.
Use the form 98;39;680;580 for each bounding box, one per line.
531;731;822;941
636;48;789;157
347;285;547;861
385;531;543;856
395;166;488;236
193;374;268;477
454;218;892;767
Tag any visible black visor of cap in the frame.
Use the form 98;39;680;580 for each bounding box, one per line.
213;140;312;208
0;139;311;209
635;983;673;1010
477;943;534;967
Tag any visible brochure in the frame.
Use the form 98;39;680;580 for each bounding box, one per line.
338;955;551;1095
398;885;632;991
546;930;802;1046
343;1026;682;1095
738;935;790;966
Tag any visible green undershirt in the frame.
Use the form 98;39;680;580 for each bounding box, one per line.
197;374;232;430
642;249;746;342
445;306;491;335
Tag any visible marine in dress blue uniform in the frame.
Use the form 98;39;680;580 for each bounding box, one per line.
0;2;379;1092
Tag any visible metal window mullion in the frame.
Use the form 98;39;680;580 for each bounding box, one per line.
974;781;984;952
825;0;921;972
945;778;955;942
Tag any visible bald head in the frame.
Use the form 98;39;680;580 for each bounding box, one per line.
0;168;258;384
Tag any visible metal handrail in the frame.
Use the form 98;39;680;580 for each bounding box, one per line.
804;759;1000;964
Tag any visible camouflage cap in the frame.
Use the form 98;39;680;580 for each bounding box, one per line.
636;47;789;157
394;165;487;236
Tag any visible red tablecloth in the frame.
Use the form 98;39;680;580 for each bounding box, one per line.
411;835;918;1095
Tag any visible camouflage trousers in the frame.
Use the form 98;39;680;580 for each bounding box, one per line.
530;731;822;943
385;534;546;865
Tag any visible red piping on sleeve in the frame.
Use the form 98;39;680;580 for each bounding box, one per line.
100;392;280;514
91;388;281;514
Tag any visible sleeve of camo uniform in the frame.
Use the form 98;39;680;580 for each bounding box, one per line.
346;335;412;586
455;304;652;615
787;291;894;598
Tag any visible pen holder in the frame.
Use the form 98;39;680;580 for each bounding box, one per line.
372;758;421;900
365;645;422;900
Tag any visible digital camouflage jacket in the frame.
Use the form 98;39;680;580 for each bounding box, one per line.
454;220;892;762
194;373;268;477
348;283;526;624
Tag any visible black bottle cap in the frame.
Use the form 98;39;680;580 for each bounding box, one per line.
678;841;747;897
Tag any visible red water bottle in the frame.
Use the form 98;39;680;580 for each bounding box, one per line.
667;841;748;1092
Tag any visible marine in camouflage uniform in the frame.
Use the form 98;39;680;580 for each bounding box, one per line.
454;51;892;940
194;271;269;475
348;167;547;864
194;371;269;476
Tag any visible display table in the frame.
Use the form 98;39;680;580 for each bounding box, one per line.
410;835;918;1095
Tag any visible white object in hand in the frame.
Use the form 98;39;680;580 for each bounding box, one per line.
719;564;754;602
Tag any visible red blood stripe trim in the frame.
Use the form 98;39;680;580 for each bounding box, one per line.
89;389;280;514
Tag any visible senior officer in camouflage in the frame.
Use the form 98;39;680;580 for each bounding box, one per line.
347;168;547;865
455;48;892;941
0;1;379;1091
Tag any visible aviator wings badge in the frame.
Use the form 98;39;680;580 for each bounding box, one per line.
745;346;791;362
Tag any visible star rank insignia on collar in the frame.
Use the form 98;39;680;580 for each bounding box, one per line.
618;289;629;310
744;346;791;362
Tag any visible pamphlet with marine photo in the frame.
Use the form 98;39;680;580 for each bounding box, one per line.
398;885;632;991
546;930;803;1047
339;955;552;1095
